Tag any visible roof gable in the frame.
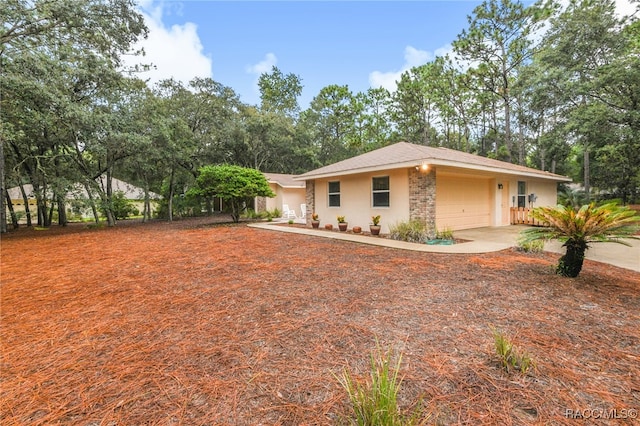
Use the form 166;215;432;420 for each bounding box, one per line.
263;173;305;188
7;178;160;200
296;142;571;182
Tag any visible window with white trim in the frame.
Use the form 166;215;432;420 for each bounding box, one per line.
372;176;390;207
328;181;341;207
517;181;527;208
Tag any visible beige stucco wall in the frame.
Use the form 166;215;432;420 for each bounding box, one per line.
498;178;559;210
309;168;562;233
313;169;410;234
263;184;306;217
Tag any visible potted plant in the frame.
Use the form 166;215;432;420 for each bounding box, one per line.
370;215;381;235
337;215;348;232
352;226;362;234
311;212;320;229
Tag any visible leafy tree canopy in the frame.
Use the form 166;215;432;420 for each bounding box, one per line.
188;165;275;222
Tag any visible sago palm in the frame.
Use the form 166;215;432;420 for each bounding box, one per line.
520;202;639;277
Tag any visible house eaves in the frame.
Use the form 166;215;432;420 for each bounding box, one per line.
295;142;571;183
263;172;306;189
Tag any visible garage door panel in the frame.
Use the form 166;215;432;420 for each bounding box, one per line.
436;176;491;230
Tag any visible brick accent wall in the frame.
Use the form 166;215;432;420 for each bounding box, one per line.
305;180;315;227
409;168;436;232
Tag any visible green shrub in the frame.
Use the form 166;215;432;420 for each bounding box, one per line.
108;191;139;220
242;208;258;219
389;220;430;243
516;238;544;253
491;327;533;374
98;191;139;220
268;208;281;219
436;227;454;240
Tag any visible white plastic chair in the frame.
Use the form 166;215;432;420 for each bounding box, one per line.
282;204;297;219
300;203;306;219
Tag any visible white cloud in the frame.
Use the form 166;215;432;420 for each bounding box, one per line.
246;52;278;75
554;0;637;17
404;46;432;68
245;53;278;101
614;0;638;18
123;1;212;87
369;46;432;93
369;45;443;93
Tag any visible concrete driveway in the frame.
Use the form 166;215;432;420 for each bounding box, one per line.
456;225;640;273
252;222;640;272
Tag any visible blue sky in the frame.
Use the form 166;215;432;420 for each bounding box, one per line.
131;0;635;109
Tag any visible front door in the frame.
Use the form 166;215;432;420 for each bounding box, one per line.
501;182;510;225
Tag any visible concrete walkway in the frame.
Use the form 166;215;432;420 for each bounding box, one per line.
249;221;640;272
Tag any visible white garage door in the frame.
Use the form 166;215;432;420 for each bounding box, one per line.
436;175;491;230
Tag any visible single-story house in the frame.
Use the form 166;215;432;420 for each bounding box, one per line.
6;177;160;222
296;141;572;233
257;173;306;218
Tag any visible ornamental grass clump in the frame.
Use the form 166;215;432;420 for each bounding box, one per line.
519;202;639;277
389;220;430;243
436;227;454;240
336;344;427;426
515;237;545;253
491;327;534;374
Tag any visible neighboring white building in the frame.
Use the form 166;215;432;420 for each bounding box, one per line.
6;177;160;222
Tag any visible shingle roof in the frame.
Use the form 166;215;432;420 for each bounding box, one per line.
7;178;160;200
296;142;571;182
263;173;305;188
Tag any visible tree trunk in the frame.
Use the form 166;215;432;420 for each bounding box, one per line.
5;190;18;229
503;96;512;162
491;99;499;156
557;239;587;278
37;197;46;226
57;193;67;226
230;199;243;223
141;177;151;222
168;167;175;222
0;88;6;234
143;190;151;222
19;183;32;226
47;200;55;226
104;170;116;227
584;147;590;202
82;181;100;224
35;185;50;227
0;175;5;233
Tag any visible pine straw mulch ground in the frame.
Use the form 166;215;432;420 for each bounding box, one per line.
1;217;639;425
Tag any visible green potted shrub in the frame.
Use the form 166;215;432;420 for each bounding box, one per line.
337;215;348;232
370;215;381;235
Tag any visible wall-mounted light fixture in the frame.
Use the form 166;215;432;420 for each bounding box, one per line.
415;161;430;172
498;183;503;189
